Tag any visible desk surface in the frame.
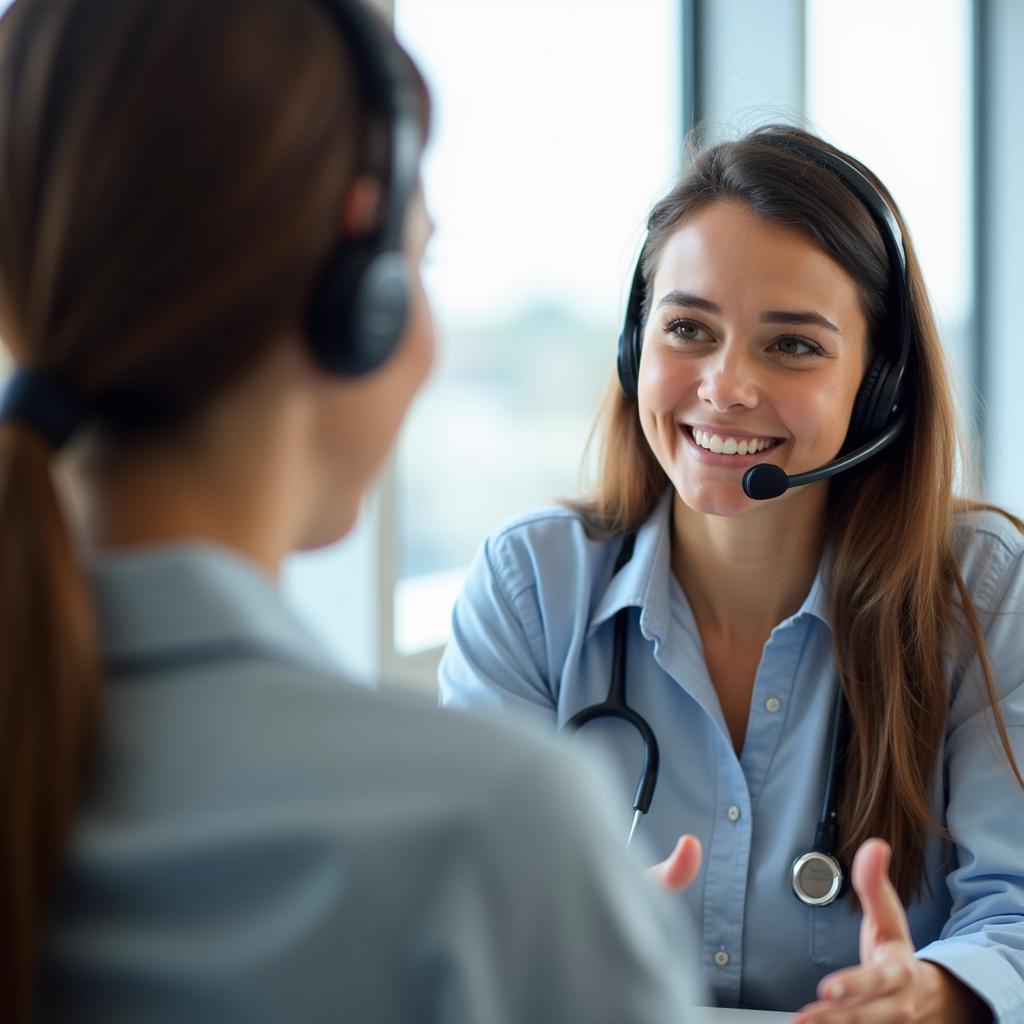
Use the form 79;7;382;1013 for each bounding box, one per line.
696;1009;792;1022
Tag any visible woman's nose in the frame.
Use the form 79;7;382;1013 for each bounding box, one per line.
695;350;760;412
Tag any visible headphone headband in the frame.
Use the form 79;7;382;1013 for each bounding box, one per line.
305;0;422;376
763;137;912;446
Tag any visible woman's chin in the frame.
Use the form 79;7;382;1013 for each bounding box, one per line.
674;479;762;518
295;494;363;553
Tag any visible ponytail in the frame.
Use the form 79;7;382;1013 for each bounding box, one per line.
0;0;430;1013
0;421;99;1022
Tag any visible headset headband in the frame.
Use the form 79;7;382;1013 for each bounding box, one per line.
320;0;419;253
306;0;422;375
763;137;912;419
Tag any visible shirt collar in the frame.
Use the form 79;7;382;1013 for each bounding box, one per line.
586;489;834;641
798;553;833;631
90;543;337;677
587;488;675;644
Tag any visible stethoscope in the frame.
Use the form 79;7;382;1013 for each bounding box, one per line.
563;534;850;908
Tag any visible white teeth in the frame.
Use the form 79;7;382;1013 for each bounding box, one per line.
689;427;775;455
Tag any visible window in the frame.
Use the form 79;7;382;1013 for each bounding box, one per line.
805;0;975;445
393;0;683;654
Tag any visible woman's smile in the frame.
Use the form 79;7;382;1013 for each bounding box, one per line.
681;422;786;467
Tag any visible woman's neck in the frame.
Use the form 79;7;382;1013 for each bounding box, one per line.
65;344;340;579
68;440;294;578
671;488;828;642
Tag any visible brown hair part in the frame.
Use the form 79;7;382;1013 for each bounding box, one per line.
570;123;1024;907
0;0;427;1017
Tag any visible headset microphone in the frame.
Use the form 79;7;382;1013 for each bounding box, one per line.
742;413;909;500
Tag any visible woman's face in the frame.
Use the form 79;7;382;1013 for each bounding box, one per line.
637;200;868;519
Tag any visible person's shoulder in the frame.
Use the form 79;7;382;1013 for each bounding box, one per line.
479;503;618;596
951;504;1024;605
489;502;600;550
244;660;588;803
954;504;1024;556
318;676;639;868
376;689;629;868
375;680;585;781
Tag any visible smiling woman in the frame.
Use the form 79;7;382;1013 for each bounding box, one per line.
440;125;1024;1022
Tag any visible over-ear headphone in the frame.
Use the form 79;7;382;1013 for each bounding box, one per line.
305;0;422;376
616;136;913;452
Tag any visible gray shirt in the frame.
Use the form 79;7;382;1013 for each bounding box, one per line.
41;543;699;1022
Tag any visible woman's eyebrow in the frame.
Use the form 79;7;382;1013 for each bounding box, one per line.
655;291;839;333
761;309;840;332
656;290;719;313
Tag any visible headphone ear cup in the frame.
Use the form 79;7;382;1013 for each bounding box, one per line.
306;245;410;376
847;353;890;448
616;321;641;401
862;358;903;438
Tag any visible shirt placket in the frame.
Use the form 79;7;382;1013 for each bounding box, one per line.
657;616;810;1006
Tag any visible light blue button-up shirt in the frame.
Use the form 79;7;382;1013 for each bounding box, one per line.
439;489;1024;1019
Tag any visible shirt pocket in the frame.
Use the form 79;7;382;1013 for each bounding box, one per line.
809;897;862;969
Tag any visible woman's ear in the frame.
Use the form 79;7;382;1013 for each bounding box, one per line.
339;175;383;238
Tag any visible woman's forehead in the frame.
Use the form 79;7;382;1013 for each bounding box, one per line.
651;200;863;321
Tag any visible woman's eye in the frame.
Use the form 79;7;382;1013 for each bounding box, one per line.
665;318;709;343
772;336;822;358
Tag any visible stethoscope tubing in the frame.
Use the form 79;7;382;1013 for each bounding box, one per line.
563;532;849;906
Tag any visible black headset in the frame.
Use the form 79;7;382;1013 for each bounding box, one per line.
615;136;913;455
305;0;422;377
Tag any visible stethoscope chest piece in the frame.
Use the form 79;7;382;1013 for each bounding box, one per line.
791;850;845;907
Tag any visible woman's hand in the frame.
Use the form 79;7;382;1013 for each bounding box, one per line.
647;834;702;892
794;839;991;1024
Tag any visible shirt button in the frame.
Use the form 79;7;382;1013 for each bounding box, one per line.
714;950;731;968
765;697;781;713
727;804;741;822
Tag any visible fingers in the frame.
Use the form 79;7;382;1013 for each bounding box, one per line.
852;838;912;951
647;834;703;892
795;955;920;1023
816;952;914;1003
794;991;910;1024
798;957;978;1023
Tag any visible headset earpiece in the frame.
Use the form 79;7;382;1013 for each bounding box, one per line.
305;0;420;378
616;321;641;402
847;352;888;448
307;247;410;376
616;248;647;401
847;350;907;451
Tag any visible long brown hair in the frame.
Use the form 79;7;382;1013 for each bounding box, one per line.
571;124;1024;906
0;0;424;1017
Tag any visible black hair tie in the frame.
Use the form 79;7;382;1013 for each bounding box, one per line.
0;369;84;450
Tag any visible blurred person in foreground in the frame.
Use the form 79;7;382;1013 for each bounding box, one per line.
0;1;703;1021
